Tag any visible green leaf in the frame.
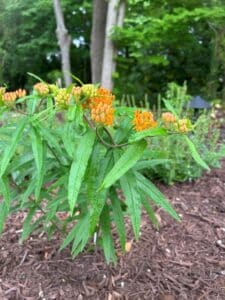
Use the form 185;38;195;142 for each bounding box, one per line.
136;172;180;221
20;178;36;208
0;118;27;178
100;205;116;264
184;136;210;170
140;196;158;228
27;72;45;82
0;177;10;209
21;207;36;241
71;214;90;257
110;189;126;251
100;140;147;190
60;212;90;251
31;126;43;174
89;150;114;235
61;122;76;158
129;127;167;143
120;171;141;240
31;126;46;200
68;130;95;212
0;202;8;234
163;100;179;118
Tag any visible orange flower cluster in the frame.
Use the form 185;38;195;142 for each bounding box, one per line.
133;110;157;132
3;92;17;106
89;87;114;108
91;103;115;126
34;82;49;96
90;88;115;126
162;112;176;124
16;89;26;98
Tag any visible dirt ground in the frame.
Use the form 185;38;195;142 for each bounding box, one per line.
0;162;225;299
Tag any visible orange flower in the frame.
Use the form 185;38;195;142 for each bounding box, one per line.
162;112;176;123
34;82;49;96
16;89;26;98
89;87;115;109
3;92;17;106
133;110;157;132
91;103;114;126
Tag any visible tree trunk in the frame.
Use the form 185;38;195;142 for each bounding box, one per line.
91;0;108;84
53;0;72;86
101;0;126;90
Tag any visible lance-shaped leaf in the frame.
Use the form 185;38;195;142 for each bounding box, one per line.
100;205;116;264
136;172;180;221
99;140;147;190
184;135;210;170
31;126;46;200
129;127;167;143
0;118;27;178
120;171;142;240
68;130;95;212
110;188;126;251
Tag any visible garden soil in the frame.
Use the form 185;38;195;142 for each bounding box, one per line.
1;162;225;299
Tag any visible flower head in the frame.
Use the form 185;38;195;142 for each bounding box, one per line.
162;112;176;124
176;118;191;133
34;82;49;96
55;88;70;109
71;86;82;102
91;103;114;126
16;89;26;98
89;87;114;108
3;92;17;106
133;110;157;132
81;84;97;98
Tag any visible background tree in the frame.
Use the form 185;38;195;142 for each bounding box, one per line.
90;0;108;84
53;0;72;86
0;0;91;89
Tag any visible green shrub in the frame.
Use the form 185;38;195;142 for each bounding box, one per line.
140;83;225;184
0;81;207;263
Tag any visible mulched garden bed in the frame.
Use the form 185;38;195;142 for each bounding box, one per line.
1;159;225;300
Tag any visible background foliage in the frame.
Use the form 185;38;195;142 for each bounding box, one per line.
0;0;225;101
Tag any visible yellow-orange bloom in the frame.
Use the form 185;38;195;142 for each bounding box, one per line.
71;86;82;102
91;103;114;126
34;82;49;96
16;89;26;98
3;92;17;106
162;112;176;123
133;110;157;132
55;88;70;108
176;119;190;133
81;84;97;98
89;87;114;108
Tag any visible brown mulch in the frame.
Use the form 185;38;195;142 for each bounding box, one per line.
1;161;225;300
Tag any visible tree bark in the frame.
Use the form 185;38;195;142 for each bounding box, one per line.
101;0;126;90
91;0;108;84
53;0;72;86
